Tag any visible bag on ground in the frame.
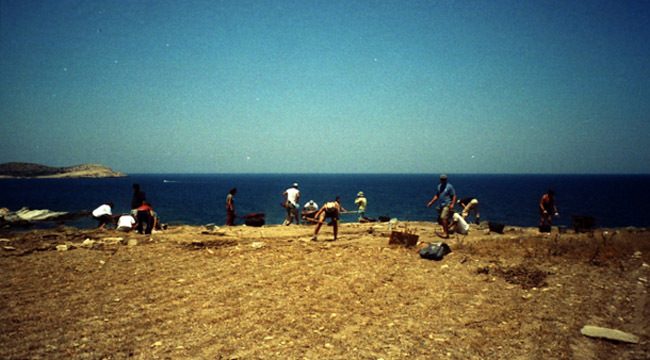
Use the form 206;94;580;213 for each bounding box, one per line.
419;242;451;261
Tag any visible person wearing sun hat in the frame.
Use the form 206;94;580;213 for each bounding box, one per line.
426;174;456;238
354;191;367;221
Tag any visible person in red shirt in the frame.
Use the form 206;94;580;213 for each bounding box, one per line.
137;202;156;234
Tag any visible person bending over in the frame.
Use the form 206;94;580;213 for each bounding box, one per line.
92;202;116;229
136;202;156;235
311;196;348;241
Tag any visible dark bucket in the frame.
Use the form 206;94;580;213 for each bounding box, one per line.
572;216;595;233
489;222;505;234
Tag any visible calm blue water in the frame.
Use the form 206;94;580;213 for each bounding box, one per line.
1;174;649;229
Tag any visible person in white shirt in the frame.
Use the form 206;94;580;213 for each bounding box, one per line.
116;214;137;232
301;200;319;224
451;212;469;235
91;202;115;229
303;200;318;212
282;183;300;225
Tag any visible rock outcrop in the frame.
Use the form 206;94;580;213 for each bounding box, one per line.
0;162;126;178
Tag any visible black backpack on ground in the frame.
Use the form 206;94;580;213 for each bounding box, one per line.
419;242;452;261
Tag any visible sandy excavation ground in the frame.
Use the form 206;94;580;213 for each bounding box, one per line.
1;220;649;359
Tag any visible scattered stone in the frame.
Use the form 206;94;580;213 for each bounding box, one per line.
251;242;264;248
580;325;639;344
81;239;95;248
102;237;123;245
127;239;138;247
56;245;68;251
3;246;16;251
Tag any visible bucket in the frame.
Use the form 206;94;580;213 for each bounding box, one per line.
489;222;505;234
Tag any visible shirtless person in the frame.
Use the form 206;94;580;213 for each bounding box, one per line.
539;189;559;227
311;196;348;241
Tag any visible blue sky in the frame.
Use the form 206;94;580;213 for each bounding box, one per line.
1;0;648;174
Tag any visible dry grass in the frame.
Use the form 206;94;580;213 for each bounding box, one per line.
1;222;649;359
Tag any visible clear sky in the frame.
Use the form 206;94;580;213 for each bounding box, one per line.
1;0;648;174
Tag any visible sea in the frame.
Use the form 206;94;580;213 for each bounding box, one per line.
1;174;649;230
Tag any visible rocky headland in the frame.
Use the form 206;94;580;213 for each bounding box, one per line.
0;162;126;178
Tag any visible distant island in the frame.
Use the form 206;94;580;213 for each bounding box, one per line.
0;162;127;178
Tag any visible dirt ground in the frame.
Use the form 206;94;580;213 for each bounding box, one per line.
1;220;649;359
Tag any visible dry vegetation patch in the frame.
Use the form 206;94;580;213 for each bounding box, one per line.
1;223;649;359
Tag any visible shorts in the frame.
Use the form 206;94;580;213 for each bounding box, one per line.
440;205;452;220
324;209;339;220
286;202;297;215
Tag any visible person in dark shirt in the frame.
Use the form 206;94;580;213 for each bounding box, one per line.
131;183;147;216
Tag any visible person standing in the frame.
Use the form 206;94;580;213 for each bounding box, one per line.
311;196;348;241
457;197;480;224
539;189;559;227
226;188;237;226
354;191;367;221
427;174;456;238
131;183;147;217
282;183;300;225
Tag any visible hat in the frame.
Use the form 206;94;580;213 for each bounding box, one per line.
293;183;298;187
440;174;447;180
357;191;364;197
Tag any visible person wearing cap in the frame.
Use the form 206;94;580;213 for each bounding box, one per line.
457;197;480;225
427;174;456;238
354;191;367;221
282;183;300;225
301;200;319;223
303;200;319;212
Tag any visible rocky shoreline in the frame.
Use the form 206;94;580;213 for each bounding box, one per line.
0;162;126;178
